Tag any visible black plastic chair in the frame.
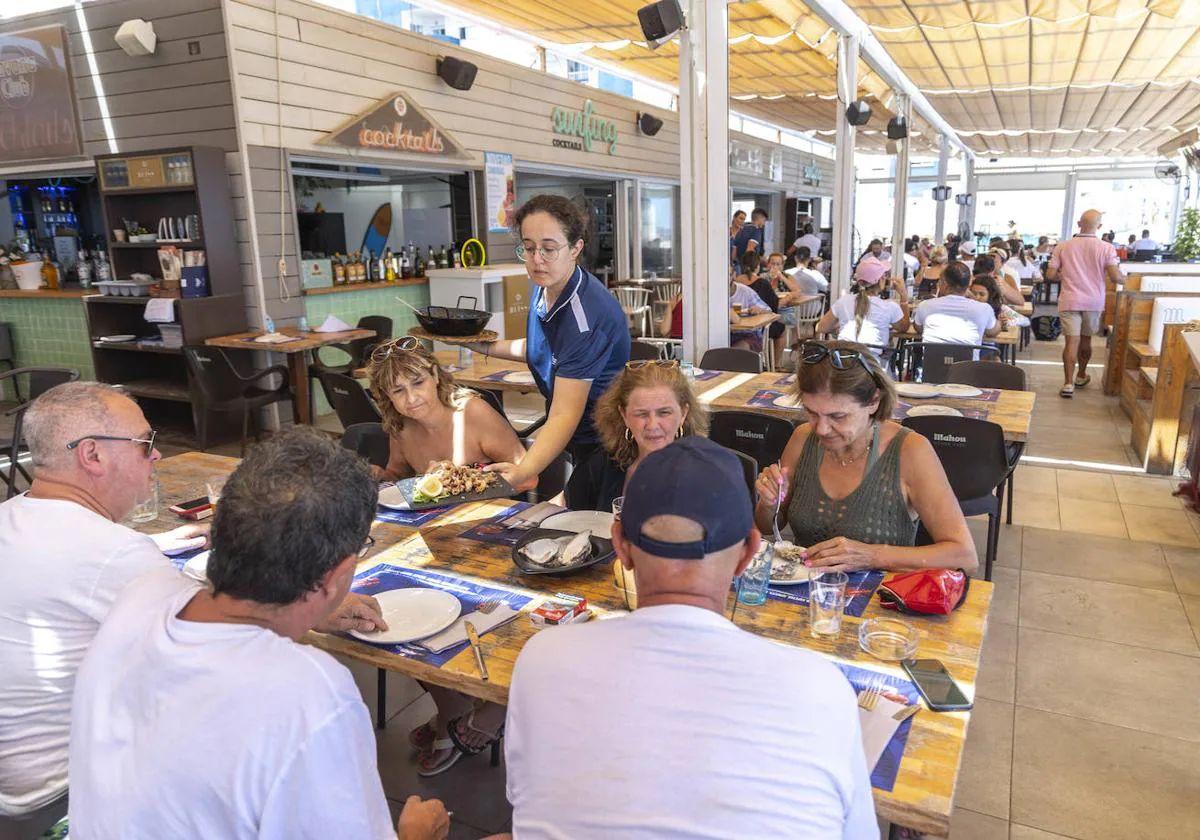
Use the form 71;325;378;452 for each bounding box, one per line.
629;340;663;361
318;371;382;428
700;347;763;374
184;347;291;455
725;446;758;506
340;422;390;469
308;315;393;417
709;411;795;474
946;360;1028;524
1;367;80;498
902;416;1010;581
904;342;1000;384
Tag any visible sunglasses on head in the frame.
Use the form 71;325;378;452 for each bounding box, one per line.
370;337;427;361
66;429;158;458
800;342;877;377
625;359;680;370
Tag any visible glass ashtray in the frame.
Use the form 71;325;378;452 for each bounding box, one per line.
858;617;919;661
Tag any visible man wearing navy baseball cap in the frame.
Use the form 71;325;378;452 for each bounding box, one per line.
504;437;876;839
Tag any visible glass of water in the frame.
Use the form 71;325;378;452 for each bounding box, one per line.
737;542;774;606
611;495;624;521
809;570;848;637
130;477;160;524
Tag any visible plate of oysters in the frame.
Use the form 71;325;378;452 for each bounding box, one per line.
512;527;614;575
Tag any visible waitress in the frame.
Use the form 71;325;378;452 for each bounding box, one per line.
467;194;630;489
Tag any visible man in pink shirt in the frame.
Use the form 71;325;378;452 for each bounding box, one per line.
1046;209;1123;398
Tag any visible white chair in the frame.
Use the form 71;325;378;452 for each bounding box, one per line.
782;297;825;365
651;280;682;324
614;286;652;337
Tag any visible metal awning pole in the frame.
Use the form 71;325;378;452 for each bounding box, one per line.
934;135;949;243
679;0;730;363
889;93;911;281
830;33;859;300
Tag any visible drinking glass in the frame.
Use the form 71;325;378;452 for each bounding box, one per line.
130;477;160;524
611;496;624;521
809;570;848;638
205;476;226;507
737;542;773;606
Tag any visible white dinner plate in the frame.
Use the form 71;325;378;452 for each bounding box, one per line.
99;334;136;343
349;589;461;644
504;370;535;385
895;382;940;398
936;383;983;398
907;404;963;417
377;485;410;510
772;393;803;409
182;550;209;583
541;510;615;536
767;541;808;585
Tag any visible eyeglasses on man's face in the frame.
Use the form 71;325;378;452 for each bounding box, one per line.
358;534;376;558
66;430;158;458
515;241;568;263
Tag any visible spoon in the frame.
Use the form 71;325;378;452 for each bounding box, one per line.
394;297;424;315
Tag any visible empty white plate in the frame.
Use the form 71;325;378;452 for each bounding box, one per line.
907;404;963;417
895;382;940;398
349;589;461;644
936;383;983;398
99;334;136;343
504;370;536;385
542;510;614;535
378;485;410;510
772;393;803;409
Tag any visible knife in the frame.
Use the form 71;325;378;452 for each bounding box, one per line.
465;620;488;681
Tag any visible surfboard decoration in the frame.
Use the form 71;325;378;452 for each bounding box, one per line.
361;202;392;258
461;238;486;267
318;92;468;158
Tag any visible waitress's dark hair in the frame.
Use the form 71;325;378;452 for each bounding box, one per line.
514;194;589;246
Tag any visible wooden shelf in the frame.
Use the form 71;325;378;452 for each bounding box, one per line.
1141;367;1159;388
111;240;203;249
120;378;191;402
92;341;181;355
103;185;196;196
1129;341;1158;361
85;294;159;304
0;288;89;299
303;278;428;296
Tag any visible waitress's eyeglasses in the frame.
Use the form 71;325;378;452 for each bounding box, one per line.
515;242;566;262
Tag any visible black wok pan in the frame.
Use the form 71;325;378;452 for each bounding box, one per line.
415;296;491;337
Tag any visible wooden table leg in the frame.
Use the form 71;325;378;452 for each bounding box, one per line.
288;352;311;425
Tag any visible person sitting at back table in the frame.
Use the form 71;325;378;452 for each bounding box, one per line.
506;436;879;838
915;245;950;299
913;261;1001;346
365;337;527;484
68;428;449;840
969;274;1030;331
565;360;709;512
982;251;1024;306
788;222;822;263
755;341;977;574
0;384;385;838
788;247;830;296
729;253;773;353
1132;229;1159;252
817;257;908;352
656;292;684;341
744;251;794;366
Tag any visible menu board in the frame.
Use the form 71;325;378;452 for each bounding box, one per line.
0;26;83;164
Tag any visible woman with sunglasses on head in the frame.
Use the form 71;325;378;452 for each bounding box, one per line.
463;195;630;486
365;338;525;484
754;341;977;574
565;360;709;512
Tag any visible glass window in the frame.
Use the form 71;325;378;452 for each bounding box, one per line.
975;189;1065;241
1075;178;1177;243
640;184;680;277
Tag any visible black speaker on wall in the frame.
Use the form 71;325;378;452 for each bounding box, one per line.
638;112;664;136
637;0;683;42
845;99;872;126
437;56;477;91
887;115;908;139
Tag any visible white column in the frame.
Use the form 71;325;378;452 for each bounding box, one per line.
1169;171;1184;240
889;93;911;281
934;134;949;243
679;0;730;362
1060;171;1078;240
830;33;859;300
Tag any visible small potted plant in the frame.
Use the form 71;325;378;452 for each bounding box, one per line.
1173;207;1200;262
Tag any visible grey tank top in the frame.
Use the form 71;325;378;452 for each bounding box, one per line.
786;425;917;548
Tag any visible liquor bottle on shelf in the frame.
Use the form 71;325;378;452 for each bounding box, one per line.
76;248;92;288
93;246;111;282
40;251;60;290
414;246;426;279
400;247;412;279
364;250;376;283
333;253;347;285
451;242;462;269
385;248;396;282
376;250;387;283
356;252;367;283
426;244;436;271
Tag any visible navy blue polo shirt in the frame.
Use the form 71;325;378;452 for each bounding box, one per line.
731;224;765;263
525;266;630;446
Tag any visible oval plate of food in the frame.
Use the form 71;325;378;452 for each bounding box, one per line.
935;383;983;398
768;540;809;585
906;404;963;417
396;462;518;510
895;382;940;398
511;528;613;575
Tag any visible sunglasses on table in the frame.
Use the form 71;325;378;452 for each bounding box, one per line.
799;342;876;376
66;430;158;457
625;359;679;370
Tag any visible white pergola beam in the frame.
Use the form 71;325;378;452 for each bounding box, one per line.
830;33;858;301
890;93;912;280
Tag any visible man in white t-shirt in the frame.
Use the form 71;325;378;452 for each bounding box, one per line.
789;223;823;262
1132;229;1159;253
505;437;877;839
914;261;1001;346
68;428;448;840
787;247;830;295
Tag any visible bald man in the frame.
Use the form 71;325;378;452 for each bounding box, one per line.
1046;209;1123;398
505;437;876;839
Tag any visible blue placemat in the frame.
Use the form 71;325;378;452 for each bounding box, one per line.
460;502;532;546
774;373;795;386
745;388;799;409
375;504;453;527
834;662;920;792
746;569;884;617
691;368;723;381
350;563;534;666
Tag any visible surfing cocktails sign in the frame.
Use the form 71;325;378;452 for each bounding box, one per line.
319;92;467;157
550;100;618;155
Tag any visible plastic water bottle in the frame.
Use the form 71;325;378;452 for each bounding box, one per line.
264;315;275;333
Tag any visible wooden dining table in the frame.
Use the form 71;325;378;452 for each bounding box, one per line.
143;450;996;839
205;326;375;425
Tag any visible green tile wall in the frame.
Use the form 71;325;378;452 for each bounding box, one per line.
303;283;430;416
1;298;94;400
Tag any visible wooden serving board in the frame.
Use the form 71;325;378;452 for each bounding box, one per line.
407;325;498;345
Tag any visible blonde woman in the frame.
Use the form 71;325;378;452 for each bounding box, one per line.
915;245;949;299
565;361;709;512
365;338;526;483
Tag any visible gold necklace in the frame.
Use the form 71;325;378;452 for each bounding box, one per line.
835;425;876;467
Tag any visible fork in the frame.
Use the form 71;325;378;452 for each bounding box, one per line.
475;599;501;615
857;683;883;712
771;467;785;546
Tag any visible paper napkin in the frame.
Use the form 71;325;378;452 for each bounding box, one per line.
859;695;910;773
417;605;521;654
314;314;352;333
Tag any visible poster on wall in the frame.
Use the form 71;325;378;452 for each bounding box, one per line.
485;152;515;233
0;25;83;164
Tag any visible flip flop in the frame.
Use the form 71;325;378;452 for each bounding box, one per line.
1060;384;1074;398
416;738;462;777
1074;373;1092;387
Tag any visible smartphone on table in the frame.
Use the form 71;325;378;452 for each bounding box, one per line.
901;658;973;711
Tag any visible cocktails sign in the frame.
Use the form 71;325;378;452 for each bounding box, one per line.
0;26;83;164
550;100;618;155
319;92;467;157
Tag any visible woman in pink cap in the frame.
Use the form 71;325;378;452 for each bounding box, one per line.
816;257;909;355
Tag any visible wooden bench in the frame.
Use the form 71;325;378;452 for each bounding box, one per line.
1104;288;1200;404
1131;322;1200;475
